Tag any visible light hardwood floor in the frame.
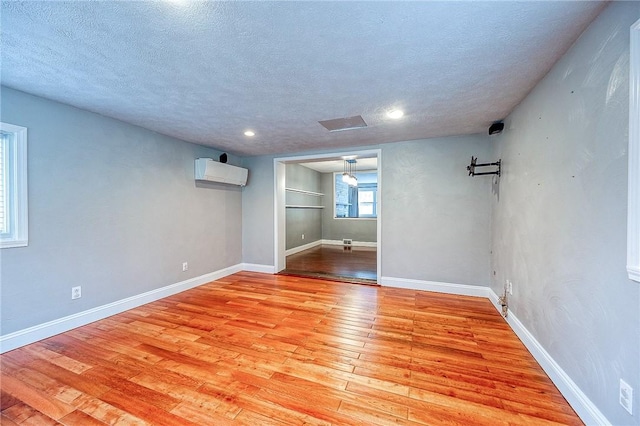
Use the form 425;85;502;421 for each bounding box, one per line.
1;272;582;425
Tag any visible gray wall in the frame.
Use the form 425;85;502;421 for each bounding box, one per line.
382;136;493;285
242;134;493;287
320;172;377;243
491;2;639;424
241;154;275;266
285;163;322;250
0;87;243;335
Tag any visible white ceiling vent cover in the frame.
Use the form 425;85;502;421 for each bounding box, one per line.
195;158;248;187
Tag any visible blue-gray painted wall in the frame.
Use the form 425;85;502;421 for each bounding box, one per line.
0;87;243;335
491;3;639;424
285;163;323;250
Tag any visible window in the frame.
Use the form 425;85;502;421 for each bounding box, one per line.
0;122;28;248
357;186;377;218
334;171;377;219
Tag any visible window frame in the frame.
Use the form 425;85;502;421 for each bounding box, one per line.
0;122;28;249
332;171;378;220
357;185;377;218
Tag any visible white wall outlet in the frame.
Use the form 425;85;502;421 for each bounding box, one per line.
71;286;81;300
620;379;633;415
302;234;305;240
182;262;188;272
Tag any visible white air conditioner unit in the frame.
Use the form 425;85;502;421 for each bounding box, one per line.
195;158;248;186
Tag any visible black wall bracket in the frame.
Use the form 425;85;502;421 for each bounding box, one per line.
467;156;501;177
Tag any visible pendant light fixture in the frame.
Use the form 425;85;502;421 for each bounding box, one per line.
342;160;350;183
342;159;358;187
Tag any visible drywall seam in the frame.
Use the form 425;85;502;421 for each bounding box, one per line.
0;264;244;353
383;276;611;425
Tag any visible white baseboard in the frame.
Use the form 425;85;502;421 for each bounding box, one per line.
485;289;611;426
0;264;244;354
285;239;377;256
0;268;612;425
380;276;491;298
381;276;610;426
241;263;276;274
322;239;377;248
285;240;322;256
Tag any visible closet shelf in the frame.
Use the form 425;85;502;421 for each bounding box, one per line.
285;188;324;197
286;205;324;209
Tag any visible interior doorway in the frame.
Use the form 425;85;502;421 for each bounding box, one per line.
273;149;382;284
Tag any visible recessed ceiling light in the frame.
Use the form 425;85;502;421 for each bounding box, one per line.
244;130;255;137
387;109;404;119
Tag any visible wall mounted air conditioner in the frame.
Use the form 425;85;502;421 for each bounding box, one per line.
195;158;248;186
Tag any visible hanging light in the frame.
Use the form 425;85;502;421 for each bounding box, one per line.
342;160;350;183
351;159;358;187
343;159;358;187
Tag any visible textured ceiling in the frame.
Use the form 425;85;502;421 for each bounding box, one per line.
1;1;606;156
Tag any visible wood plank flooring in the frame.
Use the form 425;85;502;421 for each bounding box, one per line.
284;245;377;282
1;272;582;425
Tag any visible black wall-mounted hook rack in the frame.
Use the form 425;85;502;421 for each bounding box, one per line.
467;156;501;177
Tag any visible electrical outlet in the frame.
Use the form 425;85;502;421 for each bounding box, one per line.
620;379;633;415
71;286;81;300
182;262;188;272
302;234;305;240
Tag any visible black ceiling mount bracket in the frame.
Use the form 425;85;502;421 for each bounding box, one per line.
467;156;501;177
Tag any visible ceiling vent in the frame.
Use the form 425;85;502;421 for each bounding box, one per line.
318;115;367;132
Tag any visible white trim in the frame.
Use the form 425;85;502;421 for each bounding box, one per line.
0;266;611;424
486;289;611;426
0;122;28;249
241;263;276;274
380;276;610;425
322;239;377;248
274;161;286;274
274;149;383;283
380;276;490;298
332;217;377;221
285;187;324;197
376;153;382;282
0;264;243;354
285;205;324;209
628;19;640;282
285;239;323;256
285;239;376;256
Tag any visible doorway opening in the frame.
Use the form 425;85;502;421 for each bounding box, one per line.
274;149;382;284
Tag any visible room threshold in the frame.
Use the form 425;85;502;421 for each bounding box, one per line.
282;244;378;286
